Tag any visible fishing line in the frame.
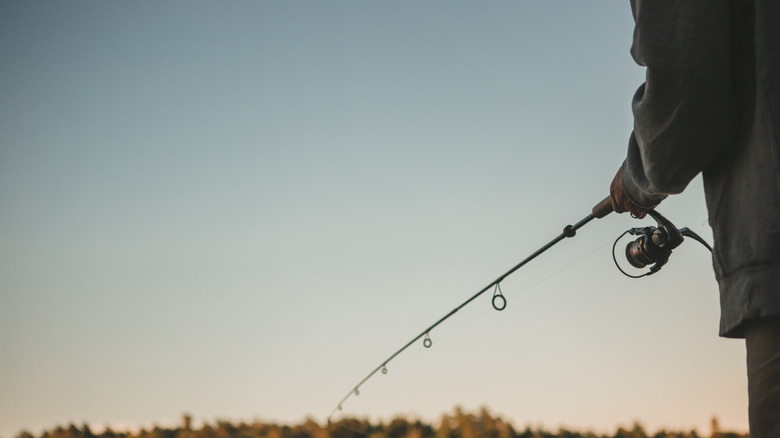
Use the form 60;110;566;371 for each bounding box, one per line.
505;239;613;301
427;240;613;348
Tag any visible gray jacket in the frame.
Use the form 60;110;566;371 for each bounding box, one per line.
622;0;780;338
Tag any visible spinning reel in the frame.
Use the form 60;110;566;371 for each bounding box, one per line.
613;209;712;278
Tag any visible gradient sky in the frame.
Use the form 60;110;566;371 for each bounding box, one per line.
0;2;747;437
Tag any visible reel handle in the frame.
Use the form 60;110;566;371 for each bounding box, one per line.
592;195;614;219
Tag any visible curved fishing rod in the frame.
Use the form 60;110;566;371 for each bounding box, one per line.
327;196;616;422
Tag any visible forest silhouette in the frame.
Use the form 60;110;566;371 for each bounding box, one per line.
14;407;746;438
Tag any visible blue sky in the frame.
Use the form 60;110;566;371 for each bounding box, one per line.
1;2;747;437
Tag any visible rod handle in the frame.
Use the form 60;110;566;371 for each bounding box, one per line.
592;195;613;219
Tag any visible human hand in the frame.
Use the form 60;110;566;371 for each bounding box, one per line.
610;167;654;219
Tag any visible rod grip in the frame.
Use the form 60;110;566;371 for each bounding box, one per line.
592;195;613;219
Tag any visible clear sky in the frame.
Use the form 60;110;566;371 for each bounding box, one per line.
0;2;747;437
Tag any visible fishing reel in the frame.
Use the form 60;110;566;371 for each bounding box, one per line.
613;209;711;278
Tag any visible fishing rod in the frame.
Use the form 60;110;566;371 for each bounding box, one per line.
328;195;711;422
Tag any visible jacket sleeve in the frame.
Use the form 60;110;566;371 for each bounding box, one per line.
622;0;738;207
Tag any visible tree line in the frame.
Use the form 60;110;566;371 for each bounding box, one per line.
14;407;747;438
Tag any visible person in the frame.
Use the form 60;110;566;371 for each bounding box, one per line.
608;1;780;435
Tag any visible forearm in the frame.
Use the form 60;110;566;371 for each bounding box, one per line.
623;0;737;206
